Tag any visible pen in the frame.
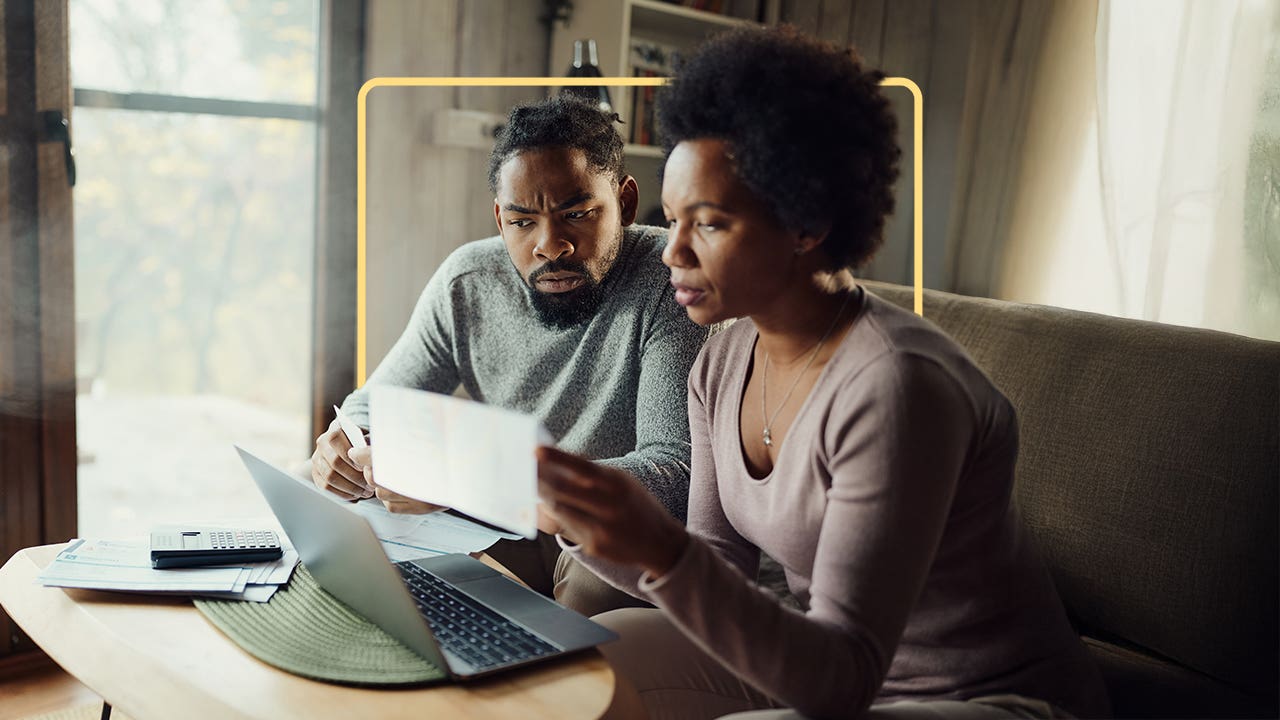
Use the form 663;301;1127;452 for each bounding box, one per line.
333;405;368;449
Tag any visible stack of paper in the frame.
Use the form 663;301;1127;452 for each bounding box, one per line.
347;499;523;562
272;455;524;563
38;537;299;603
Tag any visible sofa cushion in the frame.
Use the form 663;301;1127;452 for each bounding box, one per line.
1085;637;1275;719
865;282;1278;712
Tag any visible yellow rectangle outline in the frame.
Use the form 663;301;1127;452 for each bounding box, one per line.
357;76;922;386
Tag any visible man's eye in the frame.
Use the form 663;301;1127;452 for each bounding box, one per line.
697;222;720;232
509;218;533;228
565;209;594;220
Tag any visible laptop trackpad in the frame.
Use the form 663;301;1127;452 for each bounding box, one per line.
459;576;619;650
462;575;563;619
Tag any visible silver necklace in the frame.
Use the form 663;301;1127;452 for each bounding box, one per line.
760;290;855;448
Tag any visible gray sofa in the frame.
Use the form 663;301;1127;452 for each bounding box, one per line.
862;282;1279;718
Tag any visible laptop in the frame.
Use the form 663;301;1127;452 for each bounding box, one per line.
234;446;617;680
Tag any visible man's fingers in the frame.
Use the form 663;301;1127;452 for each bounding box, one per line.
347;446;372;469
320;424;363;472
313;454;373;500
320;442;367;487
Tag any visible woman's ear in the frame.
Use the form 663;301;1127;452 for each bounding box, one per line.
618;175;640;226
793;224;831;256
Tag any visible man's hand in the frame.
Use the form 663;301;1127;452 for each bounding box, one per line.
345;446;447;515
536;446;689;579
311;418;373;501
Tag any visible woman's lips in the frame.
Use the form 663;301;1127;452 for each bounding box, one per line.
671;281;705;306
536;274;586;293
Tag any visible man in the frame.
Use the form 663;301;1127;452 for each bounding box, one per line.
311;95;706;616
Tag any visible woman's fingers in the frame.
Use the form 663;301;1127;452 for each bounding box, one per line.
541;498;599;545
536;445;598;474
537;475;619;518
536;503;565;535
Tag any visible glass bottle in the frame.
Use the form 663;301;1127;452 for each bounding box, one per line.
563;39;613;113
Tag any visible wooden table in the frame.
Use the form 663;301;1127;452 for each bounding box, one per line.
0;544;615;719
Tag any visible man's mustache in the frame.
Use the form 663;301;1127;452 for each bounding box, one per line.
528;260;591;285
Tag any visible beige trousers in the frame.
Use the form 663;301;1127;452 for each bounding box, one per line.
593;608;1072;720
485;532;652;617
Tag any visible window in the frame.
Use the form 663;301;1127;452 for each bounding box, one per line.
70;0;321;537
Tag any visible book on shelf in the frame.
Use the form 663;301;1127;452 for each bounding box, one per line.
629;39;682;147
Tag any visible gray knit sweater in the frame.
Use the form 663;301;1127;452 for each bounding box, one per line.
340;225;707;520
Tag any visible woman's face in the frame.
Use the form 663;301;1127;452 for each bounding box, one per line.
660;138;803;326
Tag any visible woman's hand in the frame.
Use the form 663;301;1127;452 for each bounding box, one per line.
536;446;689;579
346;447;446;515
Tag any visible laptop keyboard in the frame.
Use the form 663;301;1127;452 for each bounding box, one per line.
396;562;559;671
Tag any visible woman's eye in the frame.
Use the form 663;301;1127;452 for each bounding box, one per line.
697;222;719;232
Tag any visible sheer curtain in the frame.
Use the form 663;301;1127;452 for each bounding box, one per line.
1095;0;1277;337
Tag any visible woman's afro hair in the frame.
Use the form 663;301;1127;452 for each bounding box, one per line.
656;26;901;269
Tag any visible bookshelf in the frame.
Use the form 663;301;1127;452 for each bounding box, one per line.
549;0;779;222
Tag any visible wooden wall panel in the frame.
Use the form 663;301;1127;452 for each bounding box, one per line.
816;0;853;47
848;0;885;65
363;0;548;373
780;0;822;32
865;0;933;286
918;0;974;291
364;0;458;369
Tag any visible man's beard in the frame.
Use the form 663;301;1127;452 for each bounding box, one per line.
526;259;608;329
523;229;622;329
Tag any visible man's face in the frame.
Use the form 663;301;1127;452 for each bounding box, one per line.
494;146;638;328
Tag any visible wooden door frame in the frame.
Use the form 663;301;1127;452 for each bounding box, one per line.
0;0;77;670
310;0;364;442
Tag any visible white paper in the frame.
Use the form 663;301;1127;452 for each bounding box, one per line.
370;386;543;539
276;464;520;562
379;539;444;562
38;538;298;598
39;538;247;593
197;583;280;603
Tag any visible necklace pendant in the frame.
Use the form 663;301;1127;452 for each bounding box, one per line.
762;428;773;447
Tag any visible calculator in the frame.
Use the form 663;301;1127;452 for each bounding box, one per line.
149;528;283;569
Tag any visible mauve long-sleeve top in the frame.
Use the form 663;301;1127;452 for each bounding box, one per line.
564;289;1111;719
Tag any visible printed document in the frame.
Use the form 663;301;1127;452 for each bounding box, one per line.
369;385;547;539
37;537;298;602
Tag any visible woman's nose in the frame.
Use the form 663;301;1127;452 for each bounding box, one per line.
661;223;693;268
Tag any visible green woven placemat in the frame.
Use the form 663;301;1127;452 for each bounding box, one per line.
193;565;446;686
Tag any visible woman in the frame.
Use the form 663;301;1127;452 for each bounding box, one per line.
536;27;1110;720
